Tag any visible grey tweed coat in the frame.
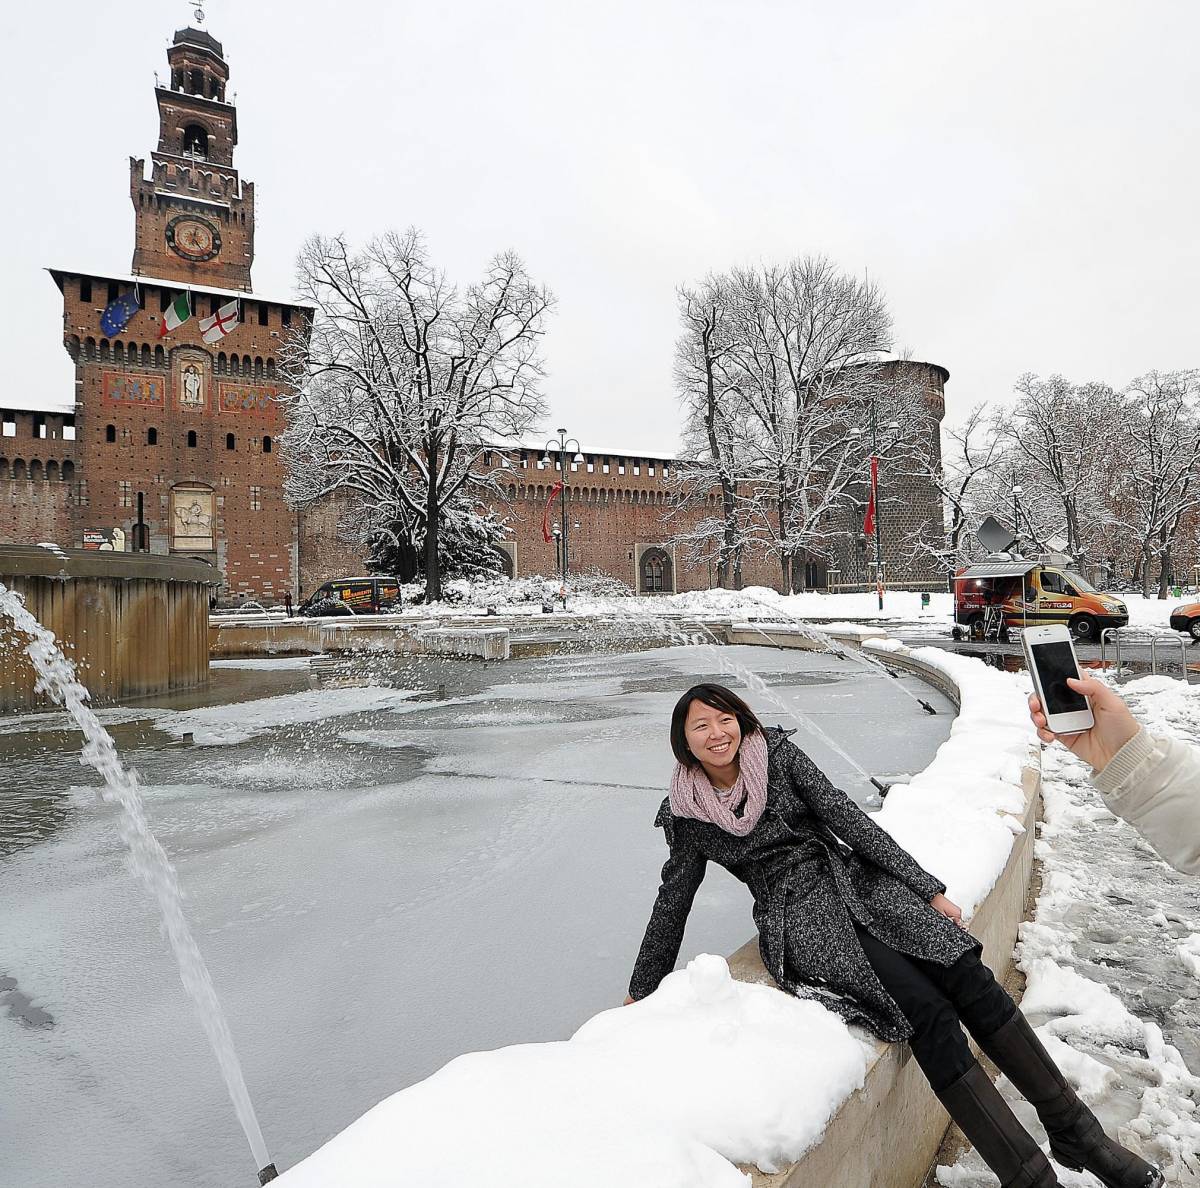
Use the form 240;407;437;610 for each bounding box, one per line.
628;726;979;1041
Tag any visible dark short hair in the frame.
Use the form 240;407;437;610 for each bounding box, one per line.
670;683;763;767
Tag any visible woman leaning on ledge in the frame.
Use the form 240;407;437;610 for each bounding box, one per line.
626;684;1162;1188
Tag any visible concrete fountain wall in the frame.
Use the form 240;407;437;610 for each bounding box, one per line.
0;545;218;712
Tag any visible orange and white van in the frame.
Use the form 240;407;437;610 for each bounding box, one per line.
954;557;1128;641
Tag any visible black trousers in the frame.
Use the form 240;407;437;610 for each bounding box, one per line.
854;924;1016;1092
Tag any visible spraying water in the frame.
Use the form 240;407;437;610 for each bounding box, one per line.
573;598;881;787
0;582;273;1176
734;594;938;715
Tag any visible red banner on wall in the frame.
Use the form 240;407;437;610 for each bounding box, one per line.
542;481;563;542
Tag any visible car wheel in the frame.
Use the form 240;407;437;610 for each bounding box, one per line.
1069;614;1097;641
1189;619;1200;640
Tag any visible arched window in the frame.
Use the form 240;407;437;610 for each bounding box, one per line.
230;355;240;376
99;339;110;361
182;124;209;159
0;459;8;480
13;459;26;480
154;345;165;366
242;354;252;373
105;424;116;443
189;69;203;94
85;337;96;359
113;342;124;364
266;359;276;379
62;460;75;482
262;435;272;454
46;460;59;481
217;352;227;374
640;547;674;595
187;430;197;448
142;344;152;366
254;357;264;380
148;427;158;446
225;433;236;451
29;460;44;482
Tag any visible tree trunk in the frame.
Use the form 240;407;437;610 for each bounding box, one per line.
1158;533;1173;599
424;449;441;601
1141;543;1154;599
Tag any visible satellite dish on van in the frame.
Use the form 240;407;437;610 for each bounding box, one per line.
977;515;1018;554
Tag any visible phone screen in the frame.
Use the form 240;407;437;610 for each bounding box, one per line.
1030;641;1088;715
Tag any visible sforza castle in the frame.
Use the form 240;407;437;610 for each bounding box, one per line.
1;23;949;603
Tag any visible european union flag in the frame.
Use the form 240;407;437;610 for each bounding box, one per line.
99;289;141;337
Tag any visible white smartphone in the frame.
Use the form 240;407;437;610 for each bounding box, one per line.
1021;624;1095;735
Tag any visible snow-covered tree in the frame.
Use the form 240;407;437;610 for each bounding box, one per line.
998;374;1121;565
278;230;552;600
897;402;1005;570
720;257;931;591
1106;371;1200;596
667;277;758;588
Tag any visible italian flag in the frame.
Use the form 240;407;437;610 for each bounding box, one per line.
159;292;192;338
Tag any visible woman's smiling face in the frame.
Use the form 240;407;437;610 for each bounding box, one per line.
684;698;742;775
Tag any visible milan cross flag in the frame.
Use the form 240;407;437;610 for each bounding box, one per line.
863;456;879;537
542;481;563;542
200;299;239;344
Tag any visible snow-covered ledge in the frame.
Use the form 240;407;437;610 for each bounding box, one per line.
726;639;1040;1188
275;636;1040;1188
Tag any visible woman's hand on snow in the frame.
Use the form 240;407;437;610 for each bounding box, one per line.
930;893;966;928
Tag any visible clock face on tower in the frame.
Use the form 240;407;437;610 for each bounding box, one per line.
165;214;222;262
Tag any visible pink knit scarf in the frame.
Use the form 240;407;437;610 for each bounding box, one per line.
669;729;769;836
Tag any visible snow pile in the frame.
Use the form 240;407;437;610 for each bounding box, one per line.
276;954;868;1188
157;686;424;746
938;674;1200;1186
867;642;1037;917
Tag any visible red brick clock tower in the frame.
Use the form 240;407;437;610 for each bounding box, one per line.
130;27;254;291
45;22;312;605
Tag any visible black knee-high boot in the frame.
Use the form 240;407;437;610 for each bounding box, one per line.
977;1012;1164;1188
937;1061;1059;1188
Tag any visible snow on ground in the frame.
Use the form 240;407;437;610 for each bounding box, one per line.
277;956;870;1188
156;686;424;746
274;638;1038;1186
937;674;1200;1187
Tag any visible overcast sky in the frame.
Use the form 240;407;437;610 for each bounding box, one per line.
5;1;1197;457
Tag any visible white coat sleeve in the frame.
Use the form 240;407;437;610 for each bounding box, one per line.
1092;727;1200;875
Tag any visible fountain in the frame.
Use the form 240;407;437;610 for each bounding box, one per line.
0;544;216;712
0;580;277;1185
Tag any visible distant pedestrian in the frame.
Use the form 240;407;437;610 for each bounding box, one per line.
1030;677;1200;875
285;590;294;618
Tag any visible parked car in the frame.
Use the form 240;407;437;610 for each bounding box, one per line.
1169;601;1200;639
954;556;1128;641
298;577;402;617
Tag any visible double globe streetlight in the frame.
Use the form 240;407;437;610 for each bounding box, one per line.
540;428;584;596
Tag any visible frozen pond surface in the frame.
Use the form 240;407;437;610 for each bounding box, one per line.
0;644;954;1187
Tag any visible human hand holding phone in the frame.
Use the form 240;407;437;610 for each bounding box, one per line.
1028;676;1140;772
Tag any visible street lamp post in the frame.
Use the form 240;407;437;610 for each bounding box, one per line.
849;403;901;612
1012;485;1022;549
541;428;583;602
